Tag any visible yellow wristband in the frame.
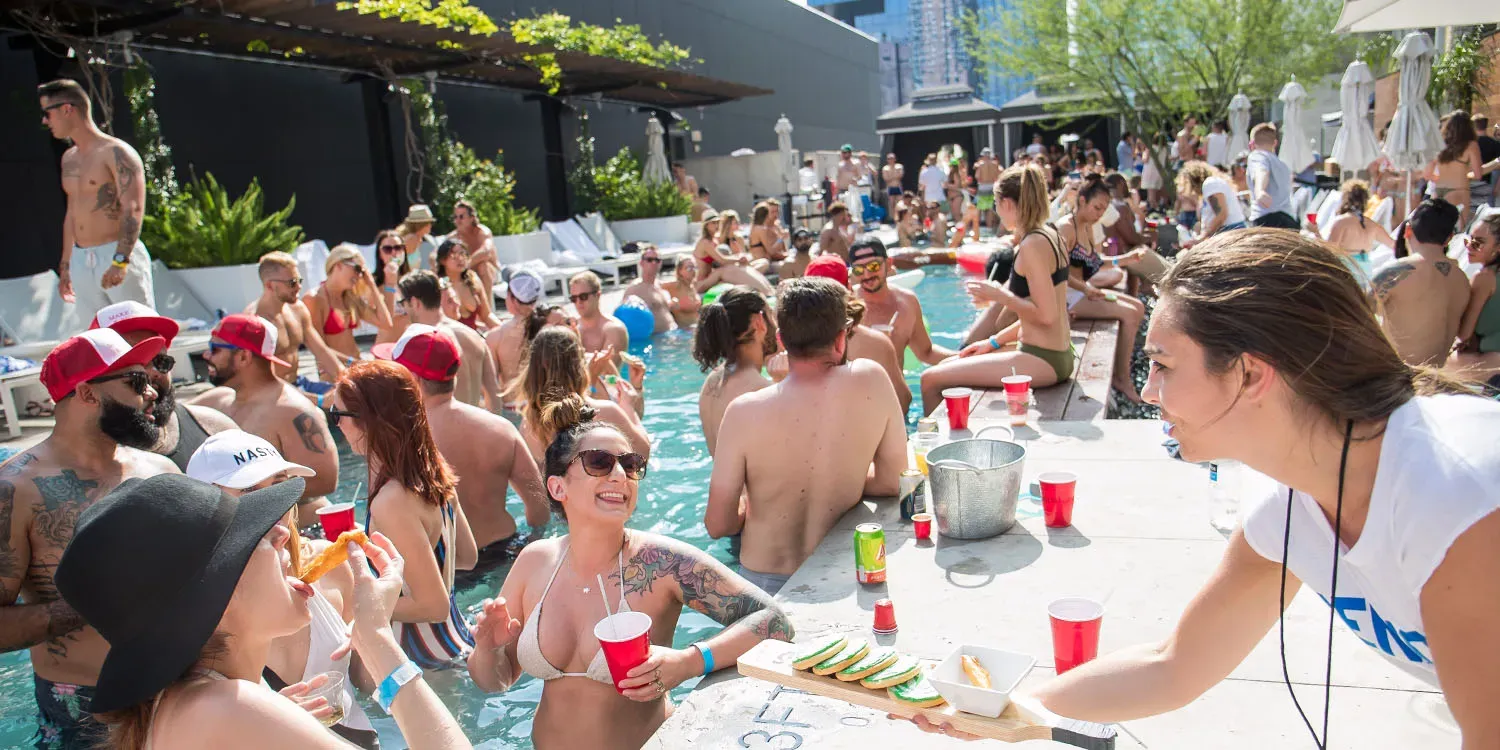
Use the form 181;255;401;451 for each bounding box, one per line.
110;259;130;269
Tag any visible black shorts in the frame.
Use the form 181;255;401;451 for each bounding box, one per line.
1251;211;1299;230
454;533;534;587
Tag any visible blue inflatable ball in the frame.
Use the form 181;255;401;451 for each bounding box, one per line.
613;300;656;345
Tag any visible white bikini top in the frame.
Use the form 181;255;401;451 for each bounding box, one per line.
515;539;631;685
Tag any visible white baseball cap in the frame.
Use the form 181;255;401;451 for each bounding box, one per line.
186;429;315;490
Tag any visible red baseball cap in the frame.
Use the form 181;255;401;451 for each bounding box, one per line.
372;324;460;381
804;255;851;289
41;329;166;402
211;314;291;368
89;301;179;345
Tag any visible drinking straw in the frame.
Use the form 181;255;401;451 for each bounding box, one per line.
597;574;616;637
1011;367;1018;377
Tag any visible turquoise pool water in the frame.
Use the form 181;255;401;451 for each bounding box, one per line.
0;266;1140;747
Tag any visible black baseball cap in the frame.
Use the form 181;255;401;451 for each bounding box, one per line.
793;228;815;240
849;237;889;264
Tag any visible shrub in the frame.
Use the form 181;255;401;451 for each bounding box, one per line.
144;173;305;269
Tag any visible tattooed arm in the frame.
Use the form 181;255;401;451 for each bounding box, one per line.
112;141;145;255
285;407;339;498
0;467;88;654
621;537;793;690
1369;261;1414;311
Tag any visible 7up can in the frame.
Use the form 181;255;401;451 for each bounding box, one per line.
854;523;887;584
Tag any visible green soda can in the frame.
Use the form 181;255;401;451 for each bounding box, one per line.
854;523;887;584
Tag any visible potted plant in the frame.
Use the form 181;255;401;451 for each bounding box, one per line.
144;173;305;315
574;145;692;246
443;147;545;265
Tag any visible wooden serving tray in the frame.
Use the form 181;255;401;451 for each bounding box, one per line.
737;639;1116;748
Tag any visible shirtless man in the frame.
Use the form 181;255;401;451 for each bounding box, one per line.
1;329;179;746
1369;200;1470;366
881;154;905;219
485;268;544;412
191;314;339;520
621;245;675;334
384;325;550;577
395;271;503;412
570;271;629;366
40;79;156;320
780;229;816;279
834;145;860;192
448;199;500;297
850;238;954;367
803;256;913;414
248;251;350;383
818;202;856;263
672;163;699;199
1176;116;1200;167
705;277;907;594
974;148;1003;231
89;301;237;470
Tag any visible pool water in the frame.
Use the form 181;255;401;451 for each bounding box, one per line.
0;266;1149;747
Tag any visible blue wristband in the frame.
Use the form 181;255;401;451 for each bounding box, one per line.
988;335;1000;349
376;660;422;714
693;642;715;676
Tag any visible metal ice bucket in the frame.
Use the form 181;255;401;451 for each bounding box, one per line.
926;427;1026;540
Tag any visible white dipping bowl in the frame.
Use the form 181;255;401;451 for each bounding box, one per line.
930;645;1035;718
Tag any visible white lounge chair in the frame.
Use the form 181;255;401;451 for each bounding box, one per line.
0;365;42;438
0;270;90;359
543;219;629;286
574;213;640;281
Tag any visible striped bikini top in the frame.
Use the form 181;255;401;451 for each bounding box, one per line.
366;499;474;669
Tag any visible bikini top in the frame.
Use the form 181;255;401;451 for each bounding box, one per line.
1069;234;1104;281
320;286;351;335
515;540;632;685
1008;226;1070;299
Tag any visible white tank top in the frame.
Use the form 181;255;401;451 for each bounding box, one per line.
1240;394;1500;686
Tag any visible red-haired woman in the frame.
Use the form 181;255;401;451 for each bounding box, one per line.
332;360;479;669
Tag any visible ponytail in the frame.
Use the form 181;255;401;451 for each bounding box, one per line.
998;163;1049;234
1338;180;1371;216
692;286;767;372
537;391;597;444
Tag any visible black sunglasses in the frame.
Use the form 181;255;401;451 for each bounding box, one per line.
641;256;662;264
569;291;596;304
325;407;358;427
150;353;175;374
270;276;303;287
379;244;403;253
570;449;648;480
88;370;152;395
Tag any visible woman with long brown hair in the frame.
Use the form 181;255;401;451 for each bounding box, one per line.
747;200;787;268
911;230;1500;745
374;229;412;345
1311;179;1396;286
515;326;649;469
332;360;478;670
1426;110;1485;224
1451;211;1500;382
697;210;773;296
436;237;500;331
304;244;394;363
1058;173;1148;402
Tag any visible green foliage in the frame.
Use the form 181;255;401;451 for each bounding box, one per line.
402;79;539;236
1355;32;1402;79
963;0;1355;194
1429;27;1496;112
569;133;690;221
335;0;498;35
123;62;177;216
146;173;305;269
511;12;692;95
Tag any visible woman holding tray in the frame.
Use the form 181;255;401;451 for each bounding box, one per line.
911;229;1500;745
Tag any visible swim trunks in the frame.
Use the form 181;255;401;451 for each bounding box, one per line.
32;674;106;750
455;532;533;587
736;565;792;596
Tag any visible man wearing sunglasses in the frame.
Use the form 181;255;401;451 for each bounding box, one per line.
395;271;503;413
247;251;348;383
568;271;629;370
191;314;339;520
39;79;157;322
849;238;953;369
89;302;237;472
0;329;180;746
621;244;676;335
705;277;908;595
1369;200;1470;367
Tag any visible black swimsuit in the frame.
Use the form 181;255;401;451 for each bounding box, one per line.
1008;226;1070;298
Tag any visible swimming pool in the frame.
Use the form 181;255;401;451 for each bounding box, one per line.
0;266;1150;746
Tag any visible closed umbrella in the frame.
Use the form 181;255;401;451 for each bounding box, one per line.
775;115;798;195
1329;61;1382;176
643;117;670;184
1383;31;1443;218
1227;93;1251;160
1277;78;1315;174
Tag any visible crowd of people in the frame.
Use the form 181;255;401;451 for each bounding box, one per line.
9;78;1500;750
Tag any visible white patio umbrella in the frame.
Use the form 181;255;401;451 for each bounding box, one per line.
774;115;798;195
1334;0;1500;32
1227;93;1251;159
643;117;670;184
1328;60;1382;175
1383;31;1443;216
1277;78;1315;174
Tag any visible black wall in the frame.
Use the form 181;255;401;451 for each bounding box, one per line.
0;0;879;279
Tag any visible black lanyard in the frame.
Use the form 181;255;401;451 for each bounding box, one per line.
1279;419;1354;749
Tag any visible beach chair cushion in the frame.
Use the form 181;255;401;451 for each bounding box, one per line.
544;220;607;266
575;213;624;258
0;271;89;353
151;260;215;325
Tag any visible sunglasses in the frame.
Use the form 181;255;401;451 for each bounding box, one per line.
642;256;662;264
270;276;303;287
570;449;648;480
849;260;883;275
88;369;152;395
378;244;403;253
207;342;243;355
150;353;175;374
325;407;358;428
569;291;597;304
41;102;68;117
343;261;365;273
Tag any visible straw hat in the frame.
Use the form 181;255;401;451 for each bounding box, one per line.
404;204;435;225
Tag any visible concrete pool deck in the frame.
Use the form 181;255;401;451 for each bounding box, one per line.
645;419;1457;749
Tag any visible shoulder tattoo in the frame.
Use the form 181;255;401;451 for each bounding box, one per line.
1434;260;1452;277
291;412;328;454
31;471;100;550
1370;263;1415;302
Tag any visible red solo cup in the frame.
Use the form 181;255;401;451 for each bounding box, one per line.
316;503;357;541
1049;597;1104;673
912;512;933;541
1038;471;1077;527
873;598;898;634
1002;375;1031;426
1306;212;1318;224
594;611;653;694
942;388;973;430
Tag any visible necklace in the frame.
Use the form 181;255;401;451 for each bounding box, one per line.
571;532;627;593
